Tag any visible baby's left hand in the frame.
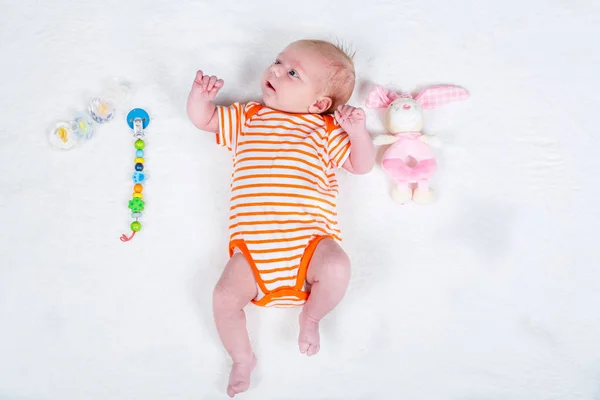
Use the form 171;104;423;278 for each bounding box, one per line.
335;105;367;136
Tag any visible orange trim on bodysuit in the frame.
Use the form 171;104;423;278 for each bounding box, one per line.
229;235;328;307
244;103;262;121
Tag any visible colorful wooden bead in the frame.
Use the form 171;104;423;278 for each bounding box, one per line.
136;149;144;158
133;193;143;198
128;197;145;213
131;212;142;218
135;163;144;171
134;184;143;193
131;221;142;232
135;139;145;150
135;157;144;164
132;171;146;183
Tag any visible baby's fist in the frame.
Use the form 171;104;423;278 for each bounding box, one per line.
334;105;367;136
191;70;224;100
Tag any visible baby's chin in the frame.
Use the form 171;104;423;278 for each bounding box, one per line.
261;94;277;109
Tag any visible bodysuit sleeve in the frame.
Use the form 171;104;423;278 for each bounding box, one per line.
216;102;246;152
326;120;352;169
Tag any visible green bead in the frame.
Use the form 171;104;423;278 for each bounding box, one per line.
128;197;145;213
135;139;145;150
131;221;142;232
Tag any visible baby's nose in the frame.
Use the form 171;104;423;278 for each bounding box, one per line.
270;65;283;77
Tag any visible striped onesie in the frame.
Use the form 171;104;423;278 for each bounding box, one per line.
216;101;351;307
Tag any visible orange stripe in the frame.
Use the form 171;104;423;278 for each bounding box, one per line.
253;117;318;132
328;128;344;145
256;110;323;127
232;230;341;243
243;234;314;244
242;130;309;141
234;156;323;173
231;174;339;194
237;232;341;245
294;113;324;127
239;132;323;151
231;183;336;199
231;211;337;226
230;201;336;217
230;192;336;208
234;172;321;187
236;147;324;164
230;218;329;230
238;139;317;149
263;275;297;285
218;107;226;146
246;122;327;142
254;254;302;264
237;138;325;158
259;264;300;274
247;244;307;254
251;288;307;307
335;145;350;166
295;235;326;291
234;104;241;147
231;225;332;237
233;165;328;187
246;123;313;136
233;174;338;193
227;107;233;148
329;134;346;156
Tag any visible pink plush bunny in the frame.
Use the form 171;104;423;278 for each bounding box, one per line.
366;84;469;204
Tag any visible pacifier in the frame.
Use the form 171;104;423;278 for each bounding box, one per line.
48;78;131;150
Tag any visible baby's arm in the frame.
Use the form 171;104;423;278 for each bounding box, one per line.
334;105;375;175
186;70;224;133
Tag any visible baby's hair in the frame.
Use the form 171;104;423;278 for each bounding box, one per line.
296;39;356;113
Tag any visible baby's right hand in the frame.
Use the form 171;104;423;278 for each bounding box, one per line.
191;70;224;101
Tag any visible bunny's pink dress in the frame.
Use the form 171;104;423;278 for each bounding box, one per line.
381;133;437;182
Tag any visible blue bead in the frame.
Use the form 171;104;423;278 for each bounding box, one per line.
132;171;146;183
136;149;144;158
135;163;144;171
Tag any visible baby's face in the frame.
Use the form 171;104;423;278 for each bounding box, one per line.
261;42;330;114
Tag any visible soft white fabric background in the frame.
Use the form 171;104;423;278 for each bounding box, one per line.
1;0;599;399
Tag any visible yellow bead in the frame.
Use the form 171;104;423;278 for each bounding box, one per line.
133;193;143;198
135;157;144;164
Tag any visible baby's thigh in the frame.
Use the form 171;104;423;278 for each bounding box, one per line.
306;238;351;285
213;253;258;308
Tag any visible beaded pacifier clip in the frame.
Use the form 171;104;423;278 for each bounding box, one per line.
120;108;150;242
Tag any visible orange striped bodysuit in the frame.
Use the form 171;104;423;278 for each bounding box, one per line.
216;101;351;307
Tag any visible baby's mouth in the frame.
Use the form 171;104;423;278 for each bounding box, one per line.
266;81;276;91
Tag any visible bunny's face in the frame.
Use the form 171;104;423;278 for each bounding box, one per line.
385;98;422;133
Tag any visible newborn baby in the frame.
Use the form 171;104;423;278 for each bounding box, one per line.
186;39;375;397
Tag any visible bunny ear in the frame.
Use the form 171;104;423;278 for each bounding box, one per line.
366;85;400;108
414;85;469;109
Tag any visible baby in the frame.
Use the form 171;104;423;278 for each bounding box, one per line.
186;39;375;397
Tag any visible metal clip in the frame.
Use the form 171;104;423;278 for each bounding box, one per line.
132;118;145;138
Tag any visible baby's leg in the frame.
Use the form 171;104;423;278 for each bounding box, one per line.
298;238;351;356
212;253;258;398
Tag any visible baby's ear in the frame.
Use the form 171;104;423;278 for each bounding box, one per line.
308;96;332;114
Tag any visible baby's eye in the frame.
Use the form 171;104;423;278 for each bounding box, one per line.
288;70;298;78
274;59;281;65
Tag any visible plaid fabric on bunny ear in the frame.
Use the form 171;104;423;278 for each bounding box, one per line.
366;85;401;108
414;85;469;109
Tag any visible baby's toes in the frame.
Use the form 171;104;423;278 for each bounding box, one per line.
299;340;311;354
306;343;320;356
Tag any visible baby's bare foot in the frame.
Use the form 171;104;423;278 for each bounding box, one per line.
298;311;321;356
227;354;256;398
